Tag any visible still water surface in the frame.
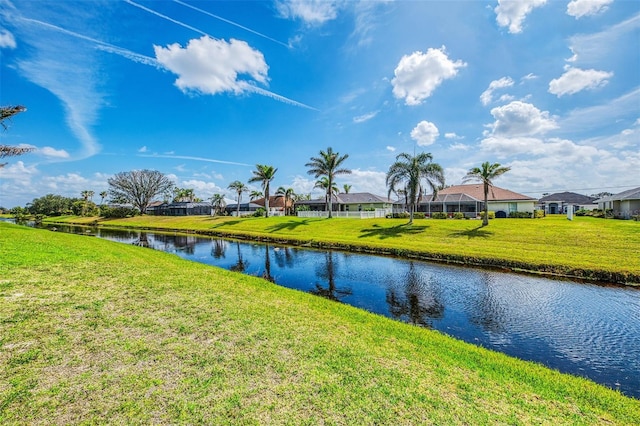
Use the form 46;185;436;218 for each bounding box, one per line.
43;225;640;398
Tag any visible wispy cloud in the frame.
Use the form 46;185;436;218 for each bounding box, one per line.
172;0;290;48
353;111;378;123
138;153;253;167
0;29;16;48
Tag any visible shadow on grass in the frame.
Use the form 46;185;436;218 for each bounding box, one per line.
359;223;429;239
209;219;243;228
266;219;311;233
448;225;493;239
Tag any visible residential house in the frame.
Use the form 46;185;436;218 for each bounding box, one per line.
146;201;212;216
296;192;394;218
597;187;640;219
225;202;263;216
399;184;536;218
538;192;598;214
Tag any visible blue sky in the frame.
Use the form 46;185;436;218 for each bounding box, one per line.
1;0;638;208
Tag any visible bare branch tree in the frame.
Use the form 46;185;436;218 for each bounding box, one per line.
1;105;34;167
107;170;174;214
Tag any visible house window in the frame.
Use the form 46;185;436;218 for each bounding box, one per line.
509;203;517;213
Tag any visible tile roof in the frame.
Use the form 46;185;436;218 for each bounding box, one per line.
433;184;536;201
538;192;597;204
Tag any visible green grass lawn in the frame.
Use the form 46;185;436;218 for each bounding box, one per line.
1;222;638;424
45;214;640;284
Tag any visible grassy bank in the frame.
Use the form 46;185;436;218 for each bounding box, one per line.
45;214;640;285
1;222;638;424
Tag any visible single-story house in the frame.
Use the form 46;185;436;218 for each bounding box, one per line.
296;192;394;212
597;187;640;219
146;201;212;216
225;202;263;216
395;184;536;218
537;192;598;214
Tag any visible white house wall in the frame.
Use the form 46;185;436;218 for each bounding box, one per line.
488;201;535;213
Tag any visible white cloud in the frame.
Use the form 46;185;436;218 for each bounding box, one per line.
411;121;440;146
291;175;317;196
138;146;148;153
449;143;469;151
567;0;613;19
445;132;463;140
0;29;16;48
391;46;466;106
0;161;38;180
276;0;340;25
495;0;547;34
548;66;613;97
178;179;224;200
353;111;378;123
39;146;70;158
521;73;538;82
154;36;269;96
568;14;640;66
480;76;514;106
347;169;387;196
386;146;396;152
486;101;557;137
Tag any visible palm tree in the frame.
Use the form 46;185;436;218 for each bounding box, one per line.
463;161;511;226
306;147;351;218
386;152;445;224
276;186;296;215
343;184;352;194
228;180;248;217
314;177;339;212
210;193;226;216
81;190;94;216
249;190;263;202
248;164;277;217
99;191;108;206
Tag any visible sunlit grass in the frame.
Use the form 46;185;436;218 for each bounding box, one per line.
1;222;638;423
45;214;640;282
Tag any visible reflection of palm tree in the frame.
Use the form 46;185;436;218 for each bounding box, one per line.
211;239;227;259
310;251;352;302
230;241;248;273
467;272;507;333
262;244;274;282
274;246;295;269
385;262;444;327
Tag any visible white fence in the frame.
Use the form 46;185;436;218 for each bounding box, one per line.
297;209;390;219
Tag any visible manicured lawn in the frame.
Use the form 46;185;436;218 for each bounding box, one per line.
1;222;638;424
45;214;640;284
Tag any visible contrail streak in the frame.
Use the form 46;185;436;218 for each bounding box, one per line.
173;0;290;48
20;17;158;66
124;0;209;37
138;154;253;167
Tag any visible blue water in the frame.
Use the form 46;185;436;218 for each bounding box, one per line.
41;225;640;398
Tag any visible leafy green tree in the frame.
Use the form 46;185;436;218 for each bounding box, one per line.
108;170;174;214
228;180;248;217
1;105;34;168
463;161;511;226
306;147;351;218
248;164;277;217
386;152;445;224
81;190;95;216
249;190;263;201
276;186;296;215
27;194;74;216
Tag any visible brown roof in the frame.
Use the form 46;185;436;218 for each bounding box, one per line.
434;184;535;201
253;196;293;209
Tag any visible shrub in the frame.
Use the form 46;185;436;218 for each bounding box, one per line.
253;207;266;217
431;212;448;219
480;211;495;220
575;209;588;216
388;212;410;219
100;205;138;218
453;212;465;220
534;210;545;219
413;212;425;219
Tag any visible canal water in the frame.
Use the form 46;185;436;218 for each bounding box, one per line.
33;224;640;397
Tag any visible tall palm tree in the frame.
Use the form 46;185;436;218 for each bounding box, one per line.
248;164;277;217
276;186;296;215
210;193;226;216
81;190;94;216
386;152;444;224
314;177;339;212
306;147;351;218
228;180;248;217
99;190;108;206
343;184;352;194
463;161;511;226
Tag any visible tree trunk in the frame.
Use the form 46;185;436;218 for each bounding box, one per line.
483;183;489;226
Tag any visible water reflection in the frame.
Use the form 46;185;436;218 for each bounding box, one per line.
386;262;444;327
30;223;640;398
